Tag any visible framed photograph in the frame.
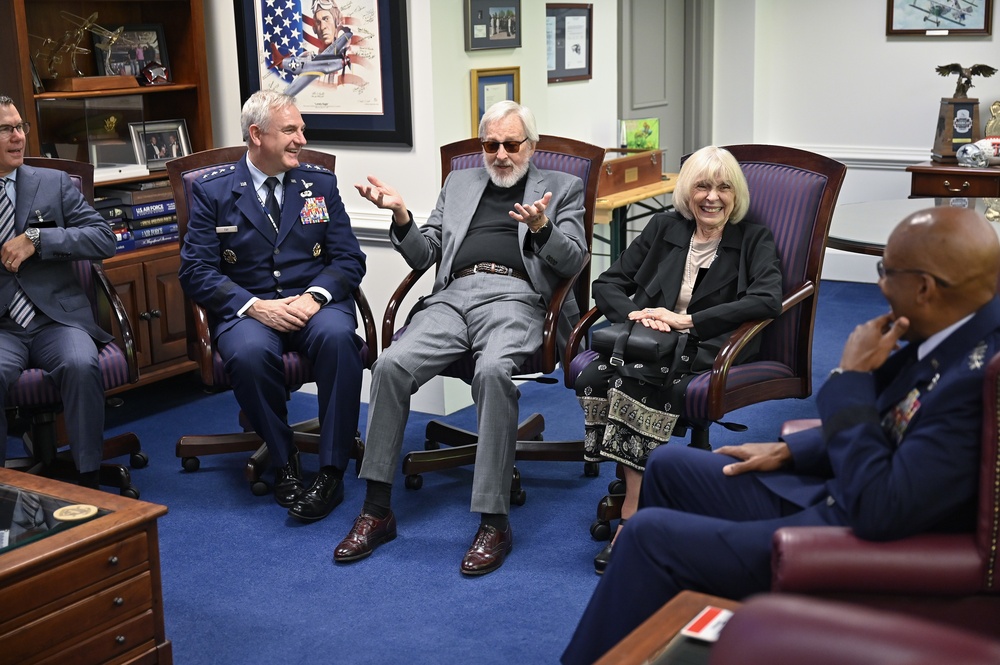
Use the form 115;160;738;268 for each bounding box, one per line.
546;4;592;83
128;119;191;170
470;67;520;136
464;1;522;51
92;24;171;80
29;59;44;94
234;0;413;146
886;0;993;35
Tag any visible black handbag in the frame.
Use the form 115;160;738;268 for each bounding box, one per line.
591;321;685;367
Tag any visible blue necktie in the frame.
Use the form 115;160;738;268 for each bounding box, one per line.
0;178;35;328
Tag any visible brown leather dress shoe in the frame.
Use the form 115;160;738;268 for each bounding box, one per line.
460;523;513;576
334;511;397;562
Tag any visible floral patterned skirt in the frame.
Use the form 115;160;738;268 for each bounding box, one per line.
577;348;696;472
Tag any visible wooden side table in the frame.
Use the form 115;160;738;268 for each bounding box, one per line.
906;161;1000;198
595;174;678;260
595;590;741;665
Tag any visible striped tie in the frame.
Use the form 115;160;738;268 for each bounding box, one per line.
0;178;35;328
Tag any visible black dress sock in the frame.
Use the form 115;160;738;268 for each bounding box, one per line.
480;513;509;531
363;480;392;519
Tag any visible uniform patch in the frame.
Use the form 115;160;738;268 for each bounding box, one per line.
882;388;921;446
300;197;330;224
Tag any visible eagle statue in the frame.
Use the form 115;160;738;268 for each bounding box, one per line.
936;63;998;98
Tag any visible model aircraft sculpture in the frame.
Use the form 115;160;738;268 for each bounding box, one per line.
31;11;96;78
66;11;138;76
268;27;353;97
936;62;997;98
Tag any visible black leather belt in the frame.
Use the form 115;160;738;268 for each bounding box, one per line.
452;262;530;283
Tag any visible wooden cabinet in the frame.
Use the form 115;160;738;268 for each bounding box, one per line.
907;161;1000;198
0;468;171;664
104;243;196;391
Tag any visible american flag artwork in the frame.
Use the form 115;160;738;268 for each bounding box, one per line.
255;0;383;115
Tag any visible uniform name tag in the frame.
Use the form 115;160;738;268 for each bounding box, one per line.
216;225;238;234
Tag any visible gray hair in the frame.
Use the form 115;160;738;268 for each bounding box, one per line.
240;90;297;143
672;146;750;225
478;100;538;143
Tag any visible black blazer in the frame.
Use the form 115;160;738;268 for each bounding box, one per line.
593;211;782;372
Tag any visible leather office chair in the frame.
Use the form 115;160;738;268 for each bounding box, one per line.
4;157;144;497
769;349;1000;639
564;144;847;538
381;135;605;504
166;147;377;495
708;594;1000;665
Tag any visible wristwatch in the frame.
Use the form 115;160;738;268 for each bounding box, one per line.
24;227;40;250
309;291;328;305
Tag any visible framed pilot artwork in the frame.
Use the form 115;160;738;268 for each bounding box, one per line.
92;24;171;82
471;67;520;137
235;0;413;146
128;119;191;170
464;0;522;51
886;0;993;36
546;4;592;83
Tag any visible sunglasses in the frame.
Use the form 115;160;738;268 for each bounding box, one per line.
481;137;529;154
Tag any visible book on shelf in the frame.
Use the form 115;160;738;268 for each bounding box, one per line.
131;222;179;239
126;213;177;229
123;200;177;220
114;229;132;242
96;185;174;205
109;179;172;191
115;231;179;253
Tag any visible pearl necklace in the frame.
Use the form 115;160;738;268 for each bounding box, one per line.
686;233;721;284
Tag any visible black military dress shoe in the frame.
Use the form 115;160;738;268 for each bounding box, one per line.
288;468;344;522
273;453;305;508
460;523;513;576
334;511;397;562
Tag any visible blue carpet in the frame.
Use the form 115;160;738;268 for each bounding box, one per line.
31;280;886;664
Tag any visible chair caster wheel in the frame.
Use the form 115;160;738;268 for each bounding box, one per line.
405;474;423;490
591;518;611;541
182;457;200;472
584;461;600;477
130;452;149;469
251;480;270;496
121;486;140;499
510;489;527;506
608;479;625;495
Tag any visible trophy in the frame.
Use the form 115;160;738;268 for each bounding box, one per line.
931;63;997;162
31;12;140;91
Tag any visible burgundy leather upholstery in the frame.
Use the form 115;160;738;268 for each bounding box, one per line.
771;351;1000;636
708;594;1000;665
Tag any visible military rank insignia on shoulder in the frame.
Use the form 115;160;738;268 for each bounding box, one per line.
201;164;238;181
301;163;333;175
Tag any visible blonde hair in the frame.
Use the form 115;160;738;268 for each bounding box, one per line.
673;146;750;224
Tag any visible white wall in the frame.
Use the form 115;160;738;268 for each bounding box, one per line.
202;0;619;412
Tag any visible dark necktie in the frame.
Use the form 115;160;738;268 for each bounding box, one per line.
263;176;281;232
0;178;35;328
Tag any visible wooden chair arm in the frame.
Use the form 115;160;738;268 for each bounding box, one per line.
189;300;216;387
381;266;430;351
537;254;591;375
703;282;815;409
563;304;606;387
354;286;378;368
92;263;139;384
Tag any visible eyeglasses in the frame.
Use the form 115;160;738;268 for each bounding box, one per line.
481;137;528;154
876;259;951;288
0;122;30;139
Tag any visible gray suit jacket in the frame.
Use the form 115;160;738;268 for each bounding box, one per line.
391;162;588;348
2;165;116;343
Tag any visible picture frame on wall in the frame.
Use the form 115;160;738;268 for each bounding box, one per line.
465;0;522;51
546;4;593;83
234;0;413;146
92;24;171;81
470;67;520;136
128;119;191;170
886;0;992;36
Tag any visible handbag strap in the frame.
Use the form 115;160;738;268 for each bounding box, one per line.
616;331;690;387
610;321;636;366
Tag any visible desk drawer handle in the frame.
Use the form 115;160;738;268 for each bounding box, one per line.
115;635;127;645
108;555;119;566
942;180;970;193
113;596;125;606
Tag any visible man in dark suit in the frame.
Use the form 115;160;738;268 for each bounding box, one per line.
179;90;366;523
562;205;1000;664
335;101;589;575
0;95;117;488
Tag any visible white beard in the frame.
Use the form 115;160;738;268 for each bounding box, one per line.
484;155;530;188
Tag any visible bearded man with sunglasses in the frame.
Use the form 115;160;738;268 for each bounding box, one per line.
343;100;588;574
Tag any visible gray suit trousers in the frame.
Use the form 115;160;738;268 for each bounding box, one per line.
360;274;545;515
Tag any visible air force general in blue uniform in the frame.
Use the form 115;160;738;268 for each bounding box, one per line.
179;90;365;522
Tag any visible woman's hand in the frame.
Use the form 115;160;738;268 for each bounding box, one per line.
627;307;694;332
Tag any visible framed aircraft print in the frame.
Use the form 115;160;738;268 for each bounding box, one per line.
886;0;993;36
234;0;413;146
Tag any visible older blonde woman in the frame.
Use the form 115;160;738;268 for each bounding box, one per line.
576;145;783;573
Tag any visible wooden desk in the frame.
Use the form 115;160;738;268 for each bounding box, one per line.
0;469;171;664
906;161;1000;198
595;174;678;260
595;590;741;665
